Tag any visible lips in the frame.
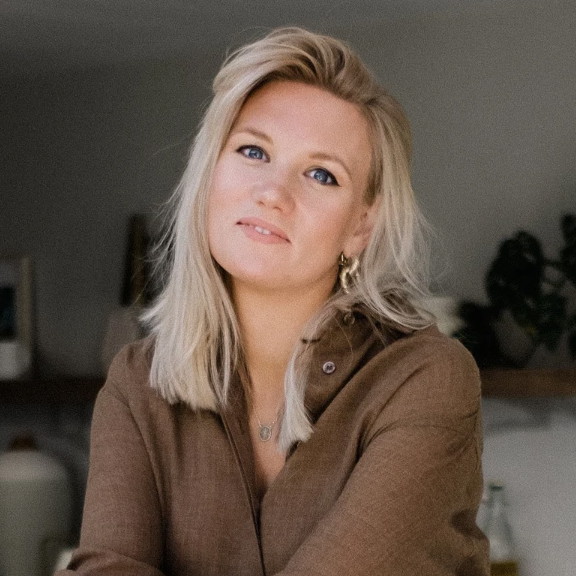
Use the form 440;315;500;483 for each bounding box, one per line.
237;217;290;242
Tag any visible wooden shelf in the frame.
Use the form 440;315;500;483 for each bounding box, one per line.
0;376;104;404
481;367;576;397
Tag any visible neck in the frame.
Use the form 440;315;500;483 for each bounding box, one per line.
232;281;331;399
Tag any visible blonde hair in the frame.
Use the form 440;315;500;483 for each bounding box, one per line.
144;27;431;450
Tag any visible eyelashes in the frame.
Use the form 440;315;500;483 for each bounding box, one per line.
307;168;338;186
236;145;340;187
238;145;267;161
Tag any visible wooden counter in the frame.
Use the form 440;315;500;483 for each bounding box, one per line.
480;367;576;397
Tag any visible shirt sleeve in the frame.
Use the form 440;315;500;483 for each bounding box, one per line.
276;341;489;576
55;350;166;576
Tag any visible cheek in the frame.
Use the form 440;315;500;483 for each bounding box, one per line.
206;184;229;256
327;202;362;239
304;209;353;263
208;156;250;215
331;206;367;254
206;188;219;237
207;166;226;209
207;165;235;225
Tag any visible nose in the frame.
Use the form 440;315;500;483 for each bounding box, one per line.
251;167;297;211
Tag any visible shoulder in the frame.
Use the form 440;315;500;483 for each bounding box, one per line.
99;336;159;407
93;336;188;447
313;308;479;400
359;322;481;420
346;305;478;382
388;324;479;381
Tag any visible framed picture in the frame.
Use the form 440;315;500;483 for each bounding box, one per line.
0;257;34;376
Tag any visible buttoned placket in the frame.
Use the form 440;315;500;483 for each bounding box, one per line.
219;378;267;576
220;310;374;574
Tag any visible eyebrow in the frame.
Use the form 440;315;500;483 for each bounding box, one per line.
230;126;353;181
230;126;272;144
309;152;353;182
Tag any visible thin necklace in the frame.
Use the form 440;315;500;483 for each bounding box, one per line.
255;413;277;442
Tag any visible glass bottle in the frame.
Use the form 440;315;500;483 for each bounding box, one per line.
483;483;520;576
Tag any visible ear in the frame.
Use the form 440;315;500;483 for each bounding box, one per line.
343;196;381;257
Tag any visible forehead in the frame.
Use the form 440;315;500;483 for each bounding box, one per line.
231;81;372;187
237;81;370;146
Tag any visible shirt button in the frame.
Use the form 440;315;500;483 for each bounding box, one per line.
322;361;336;374
342;311;355;325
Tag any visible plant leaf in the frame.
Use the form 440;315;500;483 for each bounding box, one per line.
560;221;576;287
561;249;576;284
486;231;544;313
561;213;576;245
568;330;576;360
536;293;566;351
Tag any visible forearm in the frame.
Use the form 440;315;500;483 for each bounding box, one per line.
276;423;487;575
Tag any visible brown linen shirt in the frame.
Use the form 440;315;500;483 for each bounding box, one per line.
58;310;488;576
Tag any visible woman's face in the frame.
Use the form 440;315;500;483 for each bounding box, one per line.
207;80;376;299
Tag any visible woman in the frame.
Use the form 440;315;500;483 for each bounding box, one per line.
59;27;488;575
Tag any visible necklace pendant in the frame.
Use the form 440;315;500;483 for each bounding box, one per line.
258;424;273;442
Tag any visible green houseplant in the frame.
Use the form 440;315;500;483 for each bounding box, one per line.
456;214;576;368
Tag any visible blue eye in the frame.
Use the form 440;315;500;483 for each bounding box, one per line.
238;146;266;160
309;168;338;186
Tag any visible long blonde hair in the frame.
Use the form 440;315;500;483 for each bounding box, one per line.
144;27;431;449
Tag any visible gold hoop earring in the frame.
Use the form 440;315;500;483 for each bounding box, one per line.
338;253;360;294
